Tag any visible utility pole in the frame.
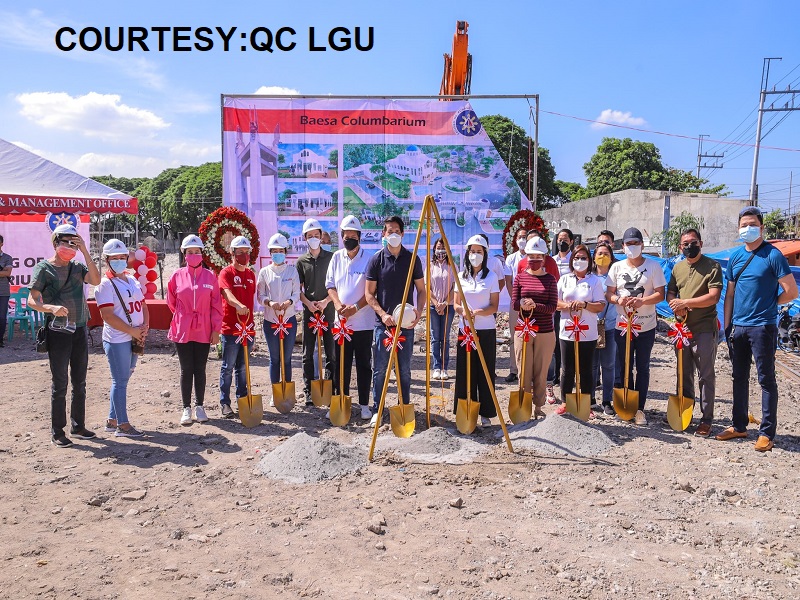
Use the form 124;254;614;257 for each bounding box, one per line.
661;188;671;257
790;171;794;237
696;134;724;177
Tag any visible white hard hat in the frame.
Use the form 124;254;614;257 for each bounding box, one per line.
180;234;204;250
102;239;128;256
268;233;289;249
465;234;489;249
340;215;362;232
53;224;78;237
302;218;322;235
230;235;252;249
525;236;548;256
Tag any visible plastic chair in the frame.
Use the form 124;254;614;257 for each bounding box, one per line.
16;287;41;328
7;289;35;340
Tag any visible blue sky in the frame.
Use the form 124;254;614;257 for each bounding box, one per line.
1;1;799;212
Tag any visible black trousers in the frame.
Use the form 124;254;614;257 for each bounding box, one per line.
48;327;88;437
453;328;497;418
334;329;373;406
559;338;597;400
302;306;335;395
175;341;211;408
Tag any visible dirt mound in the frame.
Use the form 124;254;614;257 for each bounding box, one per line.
257;433;367;483
378;426;488;464
499;414;616;457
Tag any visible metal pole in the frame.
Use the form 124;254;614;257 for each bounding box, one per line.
533;97;539;213
750;58;782;205
661;190;671;257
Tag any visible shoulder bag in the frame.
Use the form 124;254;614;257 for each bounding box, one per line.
36;263;73;353
109;277;145;355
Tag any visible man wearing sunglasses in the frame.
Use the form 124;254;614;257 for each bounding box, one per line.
718;206;798;451
28;224;101;447
666;228;722;437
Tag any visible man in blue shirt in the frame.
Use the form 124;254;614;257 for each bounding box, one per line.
718;206;798;451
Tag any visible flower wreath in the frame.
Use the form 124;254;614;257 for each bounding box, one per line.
198;206;260;273
502;209;550;258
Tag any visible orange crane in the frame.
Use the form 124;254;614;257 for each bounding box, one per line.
439;20;472;98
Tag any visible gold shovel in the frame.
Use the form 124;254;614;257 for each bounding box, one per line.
508;311;534;424
389;352;415;437
235;317;263;428
271;314;296;414
309;312;332;407
329;318;352;426
456;328;480;435
564;310;591;422
667;317;694;431
613;308;639;421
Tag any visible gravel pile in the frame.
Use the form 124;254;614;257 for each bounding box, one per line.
499;414;616;457
257;433;367;483
379;426;487;464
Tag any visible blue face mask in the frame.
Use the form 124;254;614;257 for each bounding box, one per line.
109;259;127;273
738;225;761;244
272;252;286;265
321;244;332;252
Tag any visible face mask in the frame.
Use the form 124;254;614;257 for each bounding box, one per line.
435;250;447;260
517;238;527;251
56;247;77;261
185;254;203;268
307;237;321;250
624;244;642;259
573;259;589;272
559;241;570;253
271;252;286;265
594;254;611;268
681;244;701;259
468;253;483;267
343;238;359;251
321;244;332;252
382;237;388;249
109;259;128;273
738;226;761;244
234;253;250;266
386;233;402;248
528;258;544;270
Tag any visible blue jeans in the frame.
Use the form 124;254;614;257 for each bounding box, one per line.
731;324;779;439
103;340;138;425
219;334;249;406
264;316;297;384
372;325;414;410
615;327;656;410
592;327;618;406
429;305;455;371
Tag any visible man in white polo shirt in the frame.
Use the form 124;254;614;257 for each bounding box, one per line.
326;216;375;420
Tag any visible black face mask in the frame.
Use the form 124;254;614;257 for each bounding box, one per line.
343;238;359;251
559;241;570;253
682;244;701;259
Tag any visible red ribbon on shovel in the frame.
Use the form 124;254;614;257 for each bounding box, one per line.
271;314;293;339
309;311;328;336
565;314;589;341
383;327;406;351
668;321;693;349
235;321;255;346
332;317;353;345
515;317;538;342
458;325;477;352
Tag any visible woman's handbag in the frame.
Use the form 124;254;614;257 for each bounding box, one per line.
596;302;611;349
110;278;145;355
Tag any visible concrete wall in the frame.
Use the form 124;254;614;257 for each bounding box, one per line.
540;189;750;254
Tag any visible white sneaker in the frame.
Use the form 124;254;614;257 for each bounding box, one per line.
361;405;372;420
369;412;380;427
180;407;193;426
269;398;275;407
194;406;208;423
440;371;450;381
635;410;648;426
431;369;441;380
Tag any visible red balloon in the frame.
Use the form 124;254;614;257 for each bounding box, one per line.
145;256;157;268
145;282;157;296
146;270;158;282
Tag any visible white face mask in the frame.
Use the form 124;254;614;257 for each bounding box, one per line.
517;238;527;251
624;244;642;259
573;258;589;272
307;237;321;250
468;252;483;267
386;233;402;248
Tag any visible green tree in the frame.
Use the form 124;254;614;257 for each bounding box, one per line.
329;149;338;167
480;114;562;210
763;209;786;239
555;180;586;203
652;210;705;255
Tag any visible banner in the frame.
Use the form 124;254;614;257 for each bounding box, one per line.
221;97;530;270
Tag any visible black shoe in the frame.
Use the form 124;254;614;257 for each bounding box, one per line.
70;427;97;439
52;435;73;448
590;403;602;413
504;373;518;384
0;340;4;347
603;404;616;416
305;401;314;407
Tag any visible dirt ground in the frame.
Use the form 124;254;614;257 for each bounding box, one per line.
1;323;799;600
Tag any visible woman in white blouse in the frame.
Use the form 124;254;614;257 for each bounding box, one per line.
453;234;500;427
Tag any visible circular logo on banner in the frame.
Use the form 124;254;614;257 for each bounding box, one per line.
453;109;481;137
46;212;79;232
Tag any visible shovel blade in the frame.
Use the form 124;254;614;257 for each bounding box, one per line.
329;394;351;426
272;382;296;414
613;387;639;421
667;394;694;431
238;394;263;428
389;404;416;438
508;390;533;424
310;379;332;407
565;392;591;422
455;398;480;435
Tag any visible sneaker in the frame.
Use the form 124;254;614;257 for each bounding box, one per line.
269;399;275;408
634;410;648;426
221;404;235;419
180;407;193;426
504;373;518;384
694;423;712;438
361;405;372;420
440;371;450;381
590;403;602;413
480;416;491;427
546;384;556;404
115;425;144;437
305;400;314;407
431;369;441;380
70;427;96;439
603;404;616;417
754;435;774;452
194;406;208;423
554;405;567;415
534;408;546;419
370;412;380;427
51;435;73;448
104;420;117;432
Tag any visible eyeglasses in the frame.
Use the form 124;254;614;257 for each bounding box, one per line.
739;206;762;217
57;239;78;247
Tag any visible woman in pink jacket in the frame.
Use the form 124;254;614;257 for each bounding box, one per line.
167;235;223;426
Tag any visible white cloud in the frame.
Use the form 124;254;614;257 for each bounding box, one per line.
253;86;300;95
169;141;219;162
591;109;647;130
72;153;174;178
16;92;169;141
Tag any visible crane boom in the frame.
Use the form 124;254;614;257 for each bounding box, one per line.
439;20;472;98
